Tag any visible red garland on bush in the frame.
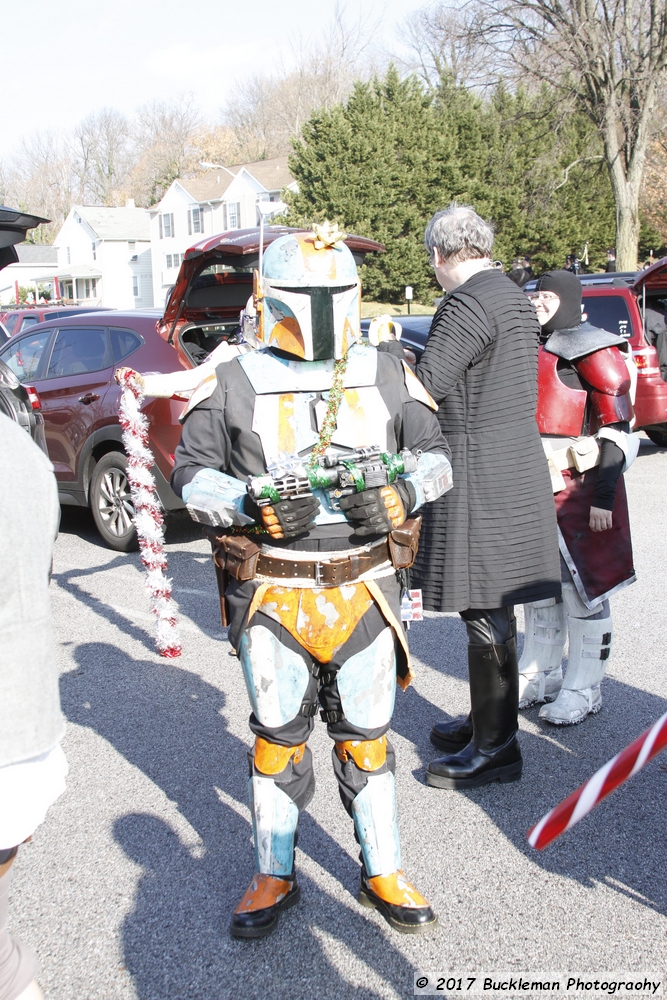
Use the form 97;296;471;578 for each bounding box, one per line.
117;370;182;657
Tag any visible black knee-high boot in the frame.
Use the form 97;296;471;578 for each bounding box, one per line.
430;712;473;753
426;638;522;789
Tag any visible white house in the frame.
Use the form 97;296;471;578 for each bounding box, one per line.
0;244;58;305
52;202;153;309
149;155;297;306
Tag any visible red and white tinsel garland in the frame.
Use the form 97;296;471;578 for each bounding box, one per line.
118;371;182;657
528;710;667;850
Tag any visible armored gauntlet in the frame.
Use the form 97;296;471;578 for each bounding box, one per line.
255;494;321;540
339;481;414;538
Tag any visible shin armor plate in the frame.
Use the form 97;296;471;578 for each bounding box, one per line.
249;775;299;877
351;770;401;877
539;615;612;725
249;737;313;878
518;599;566;708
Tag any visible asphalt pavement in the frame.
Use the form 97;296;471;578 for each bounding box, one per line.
7;438;667;1000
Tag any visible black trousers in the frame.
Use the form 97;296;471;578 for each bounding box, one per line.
459;607;516;646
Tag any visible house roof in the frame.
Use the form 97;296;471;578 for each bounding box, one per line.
176;156;295;204
75;205;151;241
16;244;58;264
178;171;237;202
240;156;294;192
33;264;103;282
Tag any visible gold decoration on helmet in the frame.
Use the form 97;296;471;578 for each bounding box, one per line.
313;220;347;250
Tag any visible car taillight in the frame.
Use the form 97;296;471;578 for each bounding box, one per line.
24;384;42;410
169;453;175;465
633;348;661;375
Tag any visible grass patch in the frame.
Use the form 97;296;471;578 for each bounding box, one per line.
361;301;437;318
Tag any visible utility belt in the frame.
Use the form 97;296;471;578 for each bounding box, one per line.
543;437;599;493
205;516;422;588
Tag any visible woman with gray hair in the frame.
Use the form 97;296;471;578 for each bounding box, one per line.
405;205;560;788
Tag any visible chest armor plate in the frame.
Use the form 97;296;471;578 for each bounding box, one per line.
252;386;390;467
536;347;587;436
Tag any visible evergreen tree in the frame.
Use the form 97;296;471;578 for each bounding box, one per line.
285;67;618;302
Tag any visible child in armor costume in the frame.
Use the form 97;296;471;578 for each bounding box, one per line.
171;226;453;938
520;270;637;724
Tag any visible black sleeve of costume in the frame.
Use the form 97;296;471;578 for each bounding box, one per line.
377;340;408;361
415;294;493;403
170;383;232;498
400;398;451;462
375;352;451;462
593;422;629;511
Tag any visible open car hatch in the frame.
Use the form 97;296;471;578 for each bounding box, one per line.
632;256;667;293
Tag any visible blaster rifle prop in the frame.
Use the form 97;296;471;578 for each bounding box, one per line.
527;710;667;850
247;447;418;510
117;371;182;658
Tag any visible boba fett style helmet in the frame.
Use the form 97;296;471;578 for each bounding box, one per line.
257;224;361;361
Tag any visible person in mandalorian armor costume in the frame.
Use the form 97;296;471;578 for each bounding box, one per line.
519;269;638;725
171;225;452;938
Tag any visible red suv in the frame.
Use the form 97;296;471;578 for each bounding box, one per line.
0;305;113;337
0;227;383;550
576;263;667;445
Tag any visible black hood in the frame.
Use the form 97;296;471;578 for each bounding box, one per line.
535;269;582;334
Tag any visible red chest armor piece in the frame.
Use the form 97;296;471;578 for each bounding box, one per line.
536;347;587;435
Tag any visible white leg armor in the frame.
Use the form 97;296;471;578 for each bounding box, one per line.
539;613;612;725
249;775;299;877
518;599;566;709
351;770;402;877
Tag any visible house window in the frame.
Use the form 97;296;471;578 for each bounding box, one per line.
76;278;96;299
227;202;241;229
133;276;140;297
92;242;96;261
128;241;137;260
166;254;172;268
159;213;174;239
66;247;71;264
188;206;203;235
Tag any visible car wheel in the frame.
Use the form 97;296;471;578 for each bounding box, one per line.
89;451;139;551
644;426;667;447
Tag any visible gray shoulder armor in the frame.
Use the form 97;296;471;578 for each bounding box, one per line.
544;323;626;362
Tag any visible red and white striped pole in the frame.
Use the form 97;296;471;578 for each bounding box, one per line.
118;371;182;658
528;711;667;850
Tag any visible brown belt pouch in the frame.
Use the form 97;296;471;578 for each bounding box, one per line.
213;534;261;581
203;529;261;628
388;516;422;569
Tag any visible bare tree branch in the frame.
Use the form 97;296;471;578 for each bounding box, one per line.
431;0;667;267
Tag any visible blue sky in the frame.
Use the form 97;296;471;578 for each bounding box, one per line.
3;0;427;156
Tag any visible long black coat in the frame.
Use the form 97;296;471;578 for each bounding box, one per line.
412;268;560;611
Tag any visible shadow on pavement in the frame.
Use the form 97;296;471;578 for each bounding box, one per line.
61;643;419;1000
397;615;667;917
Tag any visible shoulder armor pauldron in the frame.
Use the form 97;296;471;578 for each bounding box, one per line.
544;323;626;362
